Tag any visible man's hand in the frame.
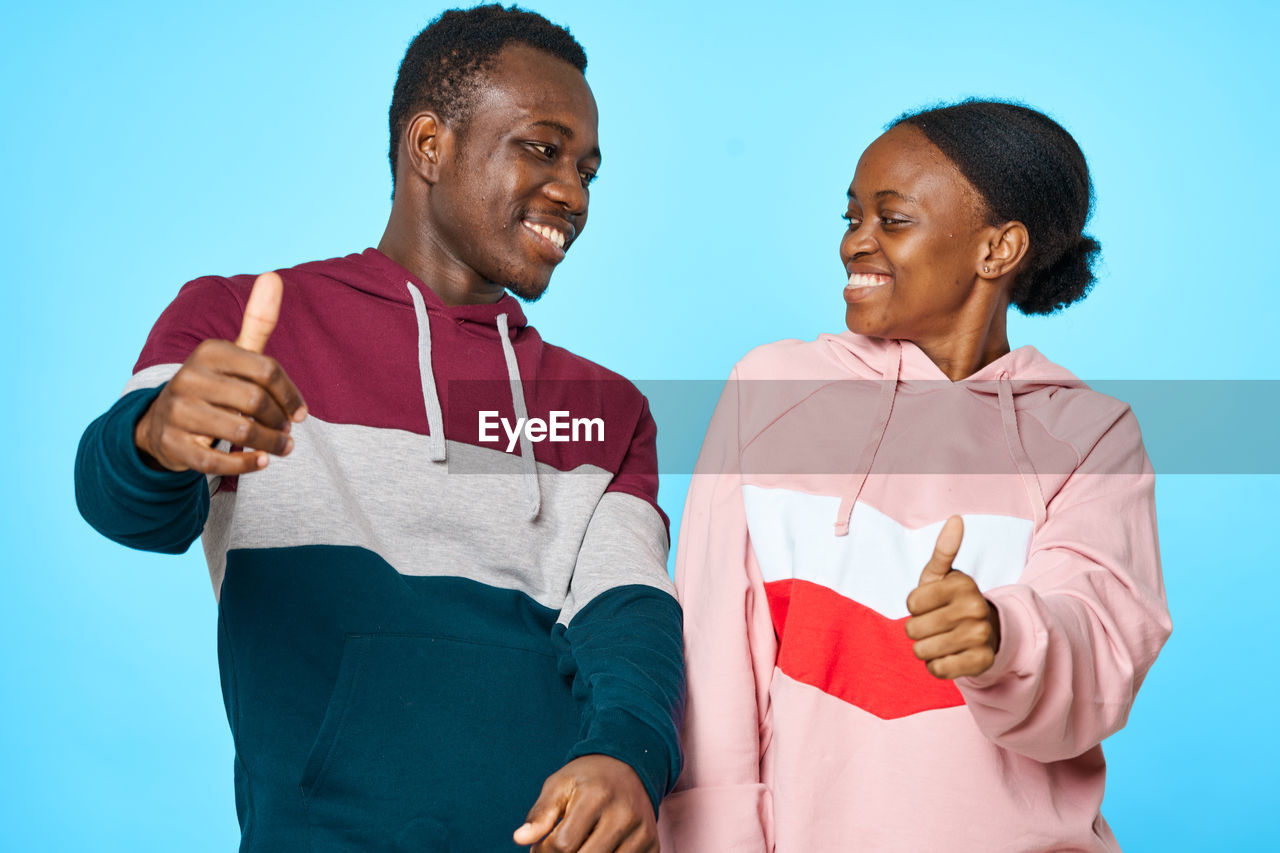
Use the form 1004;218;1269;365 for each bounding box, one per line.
905;516;1002;680
513;755;657;853
134;272;307;475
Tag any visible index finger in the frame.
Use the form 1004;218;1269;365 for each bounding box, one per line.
235;272;283;354
533;789;604;853
917;515;964;586
514;782;569;847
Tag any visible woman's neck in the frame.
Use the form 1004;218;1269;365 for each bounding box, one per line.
912;293;1011;381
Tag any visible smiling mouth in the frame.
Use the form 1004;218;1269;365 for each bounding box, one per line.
846;273;891;289
522;220;568;251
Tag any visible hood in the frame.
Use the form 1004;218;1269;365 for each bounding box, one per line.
819;332;1065;536
821;330;1082;395
321;248;531;334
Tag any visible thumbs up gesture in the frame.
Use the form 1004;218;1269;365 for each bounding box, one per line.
904;516;1002;680
134;272;308;475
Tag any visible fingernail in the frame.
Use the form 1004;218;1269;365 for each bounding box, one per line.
283;437;294;455
257;454;269;468
293;405;309;422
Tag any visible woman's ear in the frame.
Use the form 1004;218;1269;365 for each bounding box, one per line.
977;221;1029;281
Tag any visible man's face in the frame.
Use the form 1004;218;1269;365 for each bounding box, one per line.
426;43;600;302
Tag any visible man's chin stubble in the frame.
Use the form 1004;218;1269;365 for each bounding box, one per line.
505;280;549;303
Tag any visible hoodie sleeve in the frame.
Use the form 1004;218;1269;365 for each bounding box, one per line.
658;367;776;853
75;384;210;553
956;406;1172;763
74;277;243;553
555;395;686;817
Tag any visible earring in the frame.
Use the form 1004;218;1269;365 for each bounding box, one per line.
983;265;990;273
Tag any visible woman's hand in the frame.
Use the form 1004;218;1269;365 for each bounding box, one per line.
904;516;1002;679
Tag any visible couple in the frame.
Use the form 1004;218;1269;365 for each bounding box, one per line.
74;5;1170;852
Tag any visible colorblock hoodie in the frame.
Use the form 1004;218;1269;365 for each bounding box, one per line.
658;332;1170;852
75;248;684;852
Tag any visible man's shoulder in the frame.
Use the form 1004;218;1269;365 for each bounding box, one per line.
530;338;652;424
170;250;369;299
536;339;634;384
535;338;645;389
281;250;374;282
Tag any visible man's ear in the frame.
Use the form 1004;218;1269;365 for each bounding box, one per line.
402;112;450;185
977;220;1030;282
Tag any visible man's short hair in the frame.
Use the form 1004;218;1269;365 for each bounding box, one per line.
388;4;588;191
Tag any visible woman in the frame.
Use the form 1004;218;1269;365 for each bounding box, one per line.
659;101;1171;852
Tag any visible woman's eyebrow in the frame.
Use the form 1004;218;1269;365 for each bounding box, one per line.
846;188;919;204
874;189;918;204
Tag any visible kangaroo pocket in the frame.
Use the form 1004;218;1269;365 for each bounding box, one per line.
299;632;580;852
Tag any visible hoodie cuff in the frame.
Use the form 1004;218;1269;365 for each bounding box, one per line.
75;385;209;553
565;711;676;818
103;386;206;496
956;587;1034;690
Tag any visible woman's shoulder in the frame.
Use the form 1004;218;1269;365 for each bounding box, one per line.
733;331;888;381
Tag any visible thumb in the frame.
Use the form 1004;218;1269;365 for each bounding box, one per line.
513;781;569;846
918;515;964;585
235;272;283;353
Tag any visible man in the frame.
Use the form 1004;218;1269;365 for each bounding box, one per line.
74;6;682;851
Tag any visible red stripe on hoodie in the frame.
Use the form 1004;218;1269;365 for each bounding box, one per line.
766;578;963;719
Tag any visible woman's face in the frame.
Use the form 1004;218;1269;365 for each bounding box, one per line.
840;124;994;344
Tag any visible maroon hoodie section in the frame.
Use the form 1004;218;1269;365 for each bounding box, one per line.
134;248;662;517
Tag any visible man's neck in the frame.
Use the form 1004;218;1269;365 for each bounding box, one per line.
378;201;506;307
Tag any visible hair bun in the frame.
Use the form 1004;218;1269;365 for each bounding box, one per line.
1014;234;1101;316
893;100;1099;315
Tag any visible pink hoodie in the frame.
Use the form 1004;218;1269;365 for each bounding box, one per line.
659;332;1171;852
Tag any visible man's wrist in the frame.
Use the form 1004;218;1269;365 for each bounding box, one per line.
133;406;167;471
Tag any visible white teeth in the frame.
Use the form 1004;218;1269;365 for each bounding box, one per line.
525;221;566;249
847;273;890;288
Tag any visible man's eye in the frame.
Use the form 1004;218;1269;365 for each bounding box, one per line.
529;142;555;158
579;171;597;187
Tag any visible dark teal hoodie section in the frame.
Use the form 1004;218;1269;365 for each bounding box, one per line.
222;545;594;851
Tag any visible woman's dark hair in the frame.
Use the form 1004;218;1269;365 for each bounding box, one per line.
890;100;1100;315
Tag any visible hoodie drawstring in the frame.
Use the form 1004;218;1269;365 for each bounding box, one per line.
834;340;903;537
497;313;542;521
997;371;1047;529
405;283;542;521
407;283;448;463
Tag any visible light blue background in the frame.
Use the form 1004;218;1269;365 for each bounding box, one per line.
3;0;1275;848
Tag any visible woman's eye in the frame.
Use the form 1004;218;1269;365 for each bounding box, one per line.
880;217;906;227
842;213;861;229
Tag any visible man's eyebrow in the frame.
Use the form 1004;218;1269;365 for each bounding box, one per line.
532;119;574;138
531;120;601;161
